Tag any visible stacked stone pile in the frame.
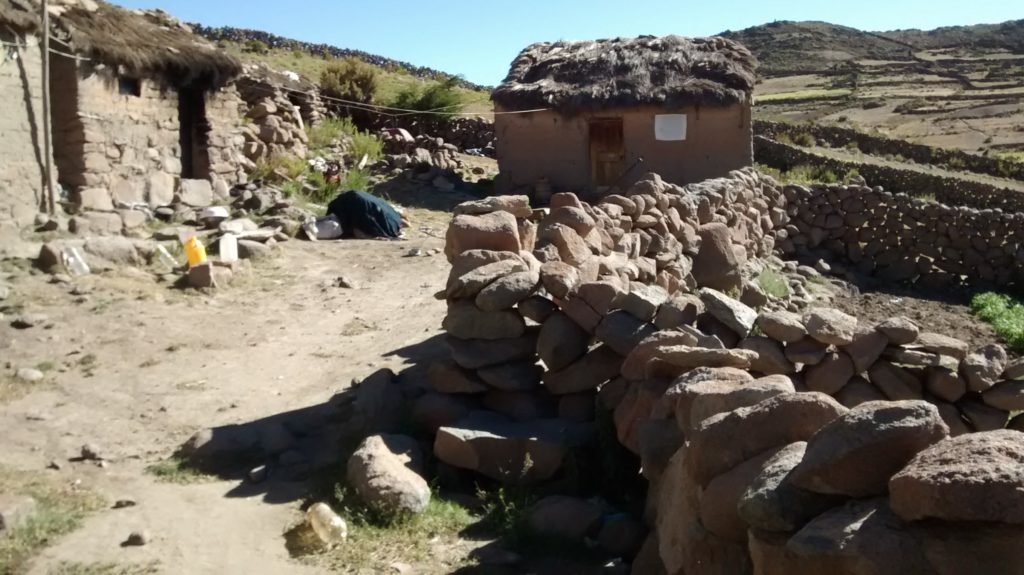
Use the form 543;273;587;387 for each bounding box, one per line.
422;167;1024;572
779;182;1024;290
238;91;310;161
379;130;463;173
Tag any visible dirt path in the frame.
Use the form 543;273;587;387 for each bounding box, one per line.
1;228;451;574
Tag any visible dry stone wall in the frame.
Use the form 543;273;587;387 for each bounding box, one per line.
755;135;1024;212
430;167;1024;573
779;182;1024;291
0;32;46;226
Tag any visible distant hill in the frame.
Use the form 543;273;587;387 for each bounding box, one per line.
190;24;490;92
721;19;1024;75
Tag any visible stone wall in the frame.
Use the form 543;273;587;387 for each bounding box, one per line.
779;182;1024;291
364;115;495;154
755;135;1024;212
756;119;1024;183
235;73;312;162
0;32;47;225
427;168;1024;573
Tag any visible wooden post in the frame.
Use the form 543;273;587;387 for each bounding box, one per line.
40;0;55;214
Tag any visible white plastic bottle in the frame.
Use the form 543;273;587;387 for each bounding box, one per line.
219;233;238;263
306;502;347;546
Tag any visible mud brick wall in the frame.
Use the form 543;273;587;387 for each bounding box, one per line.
433;167;1024;574
779;182;1024;291
755;135;1024;212
0;32;47;225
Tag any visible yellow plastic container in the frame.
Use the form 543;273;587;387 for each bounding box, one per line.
183;236;207;268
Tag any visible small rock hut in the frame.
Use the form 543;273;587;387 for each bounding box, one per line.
0;0;246;228
492;35;757;196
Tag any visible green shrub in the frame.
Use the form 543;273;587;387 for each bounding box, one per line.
340;169;372;192
320;57;379;105
244;39;268;54
791;132;817;147
757;269;790;299
971;292;1024;353
391;76;463;115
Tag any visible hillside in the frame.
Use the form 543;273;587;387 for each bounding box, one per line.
729;19;1024;157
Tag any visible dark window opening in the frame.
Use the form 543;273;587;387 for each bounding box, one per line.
118;76;140;97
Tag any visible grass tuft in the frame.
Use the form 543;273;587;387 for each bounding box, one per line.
0;467;105;574
757;269;791;298
145;457;215;485
970;292;1024;352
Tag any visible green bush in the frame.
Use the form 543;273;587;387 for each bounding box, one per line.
391;76;463;115
791;132;817;147
971;292;1024;353
244;39;268;54
320;57;379;105
756;269;790;299
308;117;383;161
340;169;372;192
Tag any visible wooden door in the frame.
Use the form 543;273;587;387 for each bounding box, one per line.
590;118;625;187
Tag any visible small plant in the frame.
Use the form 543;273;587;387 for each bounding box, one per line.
757;269;791;298
476;485;536;547
320;57;379;105
243;39;268;54
145;457;213;485
791;132;817;147
971;292;1024;353
340;169;372;192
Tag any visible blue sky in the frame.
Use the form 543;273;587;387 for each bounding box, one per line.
115;0;1021;85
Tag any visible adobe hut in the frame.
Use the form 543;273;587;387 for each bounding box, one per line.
491;35;757;196
0;0;246;227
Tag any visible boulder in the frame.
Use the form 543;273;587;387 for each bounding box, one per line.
804;351;855;395
447;258;527;299
597;514;647;559
621;284;669;322
889;430;1024;524
700;448;781;542
833;377;887;408
443;300;526;340
445;212;521;261
756;311;806;343
738;442;840;533
595;310;657;357
785;336;829;366
346;434;430;515
911;333;968;361
447;331;538;369
543;345;623;395
650;345;758;374
178;179;214;207
961;344;1008;393
526;496;605;541
841;328;890;373
517;295;558;324
868;361;923;400
539;261;579;299
447;250;523;291
412;393;475;433
475;270;540;311
654;293;703;330
804;308;858;346
667;367;755;430
739;336;795;375
477;361;543;392
237;239;271;260
924;367;967;403
686;375;796;431
578;280;626;315
982;380;1024;411
700;288;757;338
433;414;591;484
790;400;948;497
537;312;590;371
453;195;532;218
428;360;488;394
482;391;556;421
1003;357;1024;380
559;296;602;333
542;206;596;237
541;223;591;266
959;398;1009;431
688;393;848;487
875;317;919;345
691;222;741;292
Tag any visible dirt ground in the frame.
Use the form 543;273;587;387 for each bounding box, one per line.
0;217;455;574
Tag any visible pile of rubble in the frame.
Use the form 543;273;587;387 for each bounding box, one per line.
235;63;328;162
379;129;463;173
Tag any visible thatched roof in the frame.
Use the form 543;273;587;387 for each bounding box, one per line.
0;0;241;87
492;35;757;113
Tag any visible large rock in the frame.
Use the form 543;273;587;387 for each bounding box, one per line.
428;360;488;394
433;414;591;484
686;375;796;431
542;206;596;237
447;331;537;369
537;312;590;371
739;336;795;375
595;310;657;357
700;288;757;338
738;442;840;533
961;344;1008;393
841;328;889;373
447;258;527;299
346;434;431;515
542;345;623;395
803;308;858;346
453;195;532;218
443;300;526;340
784;336;828;366
412;393;475;433
526;496;604;541
578;279;626;315
445;212;521;261
911;332;968;361
650;345;758;374
82;237;143;267
688;393;848;487
517;295;558;324
654;293;703;330
477;361;543;392
541;223;591;266
790;401;948;497
691;222;741;292
756;311;806;343
889;430;1024;524
834;377;887;408
539;261;580;299
700;447;781;542
804;351;855;395
868;361;923;400
982;380;1024;411
787;499;931;574
476;270;540;311
178;179;214;207
924;367;967;403
621;284;668;322
875;317;919;345
959;397;1009;431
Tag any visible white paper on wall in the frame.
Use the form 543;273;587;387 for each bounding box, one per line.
655;114;687;141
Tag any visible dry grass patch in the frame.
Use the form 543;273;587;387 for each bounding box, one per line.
0;467;105;574
48;561;161;575
145;457;215;485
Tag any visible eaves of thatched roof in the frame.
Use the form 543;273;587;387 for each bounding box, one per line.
492;35;757;114
0;0;241;88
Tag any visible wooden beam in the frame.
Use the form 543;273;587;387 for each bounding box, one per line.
40;0;55;214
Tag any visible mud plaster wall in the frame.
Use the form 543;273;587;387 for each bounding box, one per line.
0;32;47;224
494;104;752;195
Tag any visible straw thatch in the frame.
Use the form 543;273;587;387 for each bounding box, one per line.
492;35;757;113
0;0;241;87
